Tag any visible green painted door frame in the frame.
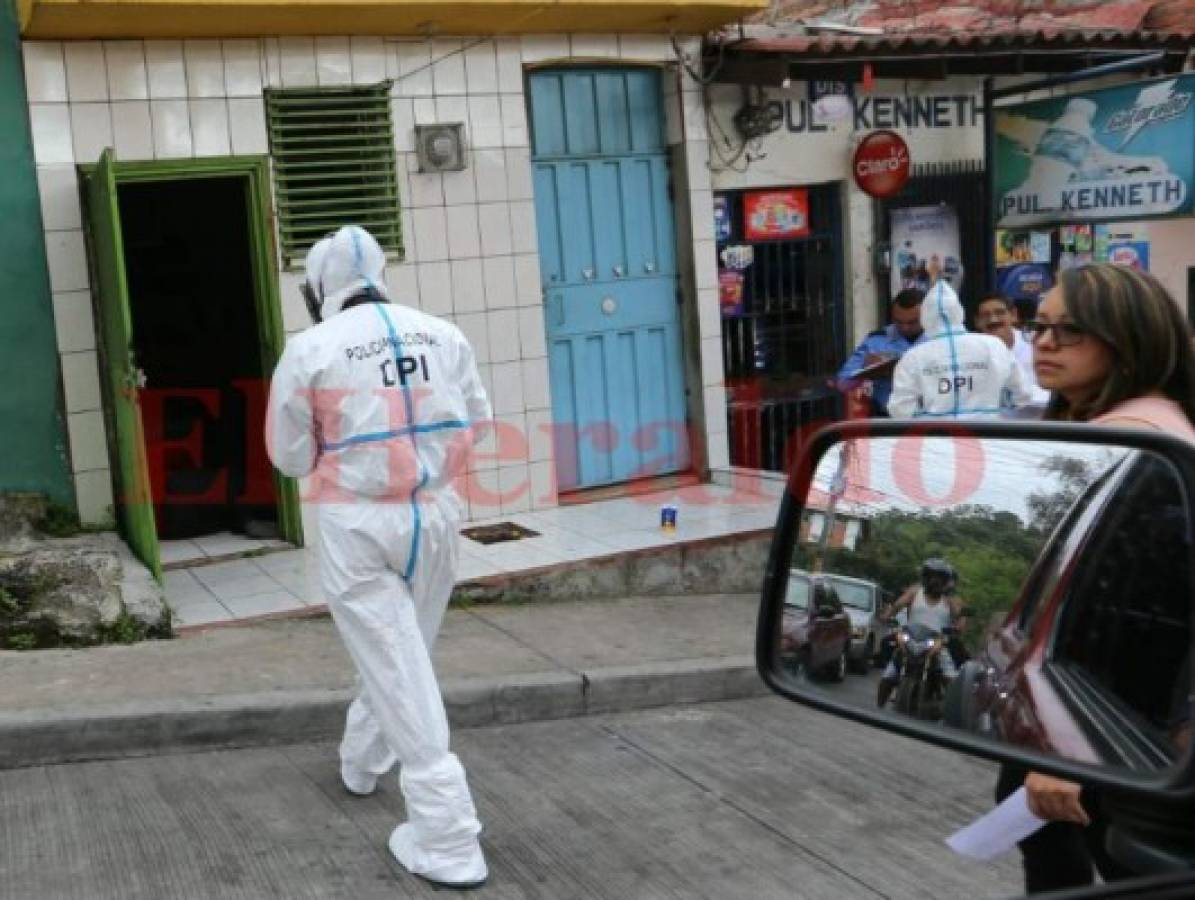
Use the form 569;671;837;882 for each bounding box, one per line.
82;152;304;570
87;149;160;577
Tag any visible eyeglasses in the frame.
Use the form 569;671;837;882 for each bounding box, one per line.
1026;321;1088;347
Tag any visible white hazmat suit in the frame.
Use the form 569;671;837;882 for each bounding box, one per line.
888;280;1033;419
266;226;491;888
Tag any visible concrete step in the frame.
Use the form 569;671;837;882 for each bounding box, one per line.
453;528;771;604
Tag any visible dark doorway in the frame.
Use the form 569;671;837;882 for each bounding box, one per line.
118;177;279;541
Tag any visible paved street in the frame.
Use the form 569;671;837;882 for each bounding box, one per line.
0;696;1021;900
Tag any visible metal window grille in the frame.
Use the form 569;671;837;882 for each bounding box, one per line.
718;184;845;472
265;83;402;267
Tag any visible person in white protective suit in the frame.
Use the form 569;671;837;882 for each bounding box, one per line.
887;279;1034;419
266;226;491;889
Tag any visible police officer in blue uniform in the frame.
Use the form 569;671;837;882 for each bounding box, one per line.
835;288;927;416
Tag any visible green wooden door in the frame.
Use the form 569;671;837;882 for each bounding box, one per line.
88;149;161;580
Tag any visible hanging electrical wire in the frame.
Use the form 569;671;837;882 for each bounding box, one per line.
706;90;753;173
669;30;727;88
384;35;493;84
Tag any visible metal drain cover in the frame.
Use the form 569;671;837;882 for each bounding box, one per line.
461;522;541;545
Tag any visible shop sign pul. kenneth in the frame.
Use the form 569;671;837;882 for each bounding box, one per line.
995;75;1195;227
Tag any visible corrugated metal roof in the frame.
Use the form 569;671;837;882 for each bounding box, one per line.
741;0;1195;46
713;1;1195;85
735;28;1195;56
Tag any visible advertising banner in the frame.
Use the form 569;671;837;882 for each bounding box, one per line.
743;189;811;240
713;194;732;242
1105;239;1150;270
995;230;1052;265
890;204;964;296
1099;224;1151;271
995;74;1195;227
996;264;1053;303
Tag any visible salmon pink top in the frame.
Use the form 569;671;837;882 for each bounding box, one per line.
1092;394;1195;442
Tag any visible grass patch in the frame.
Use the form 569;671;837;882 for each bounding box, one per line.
5;631;36;651
37;502;81;538
97;609;147;645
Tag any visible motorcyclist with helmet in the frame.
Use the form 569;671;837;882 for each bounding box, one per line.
876;558;966;708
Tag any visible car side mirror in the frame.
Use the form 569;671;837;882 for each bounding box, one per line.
756;419;1195;804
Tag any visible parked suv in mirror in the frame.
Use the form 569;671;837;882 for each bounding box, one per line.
821;572;885;673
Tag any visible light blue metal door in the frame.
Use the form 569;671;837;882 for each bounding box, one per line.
529;69;690;491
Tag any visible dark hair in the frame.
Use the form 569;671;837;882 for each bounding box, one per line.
977;294;1013;311
1043;264;1195;425
892;288;925;310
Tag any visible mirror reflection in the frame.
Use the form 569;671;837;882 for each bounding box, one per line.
776;436;1193;778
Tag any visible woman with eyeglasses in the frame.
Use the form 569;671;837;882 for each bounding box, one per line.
1029;263;1195;434
996;263;1195;893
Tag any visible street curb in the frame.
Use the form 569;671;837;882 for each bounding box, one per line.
0;656;767;769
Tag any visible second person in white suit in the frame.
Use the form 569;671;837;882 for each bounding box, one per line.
887;279;1033;419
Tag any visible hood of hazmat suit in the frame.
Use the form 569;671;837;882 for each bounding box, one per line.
265;225;490;888
887;279;1033;419
303;225;392;321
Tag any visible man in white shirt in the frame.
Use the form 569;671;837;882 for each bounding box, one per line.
975;294;1050;407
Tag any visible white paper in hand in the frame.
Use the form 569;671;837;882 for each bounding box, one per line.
946;787;1048;860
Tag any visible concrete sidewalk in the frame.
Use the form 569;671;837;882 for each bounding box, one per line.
0;592;767;769
163;474;784;629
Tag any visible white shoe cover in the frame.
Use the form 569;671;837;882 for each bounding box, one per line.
389;823;488;888
340;763;377;797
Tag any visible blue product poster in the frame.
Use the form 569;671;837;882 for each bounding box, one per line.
713;195;732;243
997;263;1054;301
1106;240;1150;271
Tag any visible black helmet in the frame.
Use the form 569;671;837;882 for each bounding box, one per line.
921;558;955;581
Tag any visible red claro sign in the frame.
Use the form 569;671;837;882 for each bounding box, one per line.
853;130;911;198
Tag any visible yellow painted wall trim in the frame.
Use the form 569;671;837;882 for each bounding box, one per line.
21;0;765;38
15;0;34;30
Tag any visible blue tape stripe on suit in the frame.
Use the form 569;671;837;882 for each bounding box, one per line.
372;301;424;582
932;282;963;418
322;419;470;454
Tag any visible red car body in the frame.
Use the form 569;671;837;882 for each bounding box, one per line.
956;451;1189;771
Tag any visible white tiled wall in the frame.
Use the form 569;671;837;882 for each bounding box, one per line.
23;33;727;525
670;36;727;475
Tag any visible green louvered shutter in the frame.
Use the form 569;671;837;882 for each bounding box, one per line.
265;83;403;267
